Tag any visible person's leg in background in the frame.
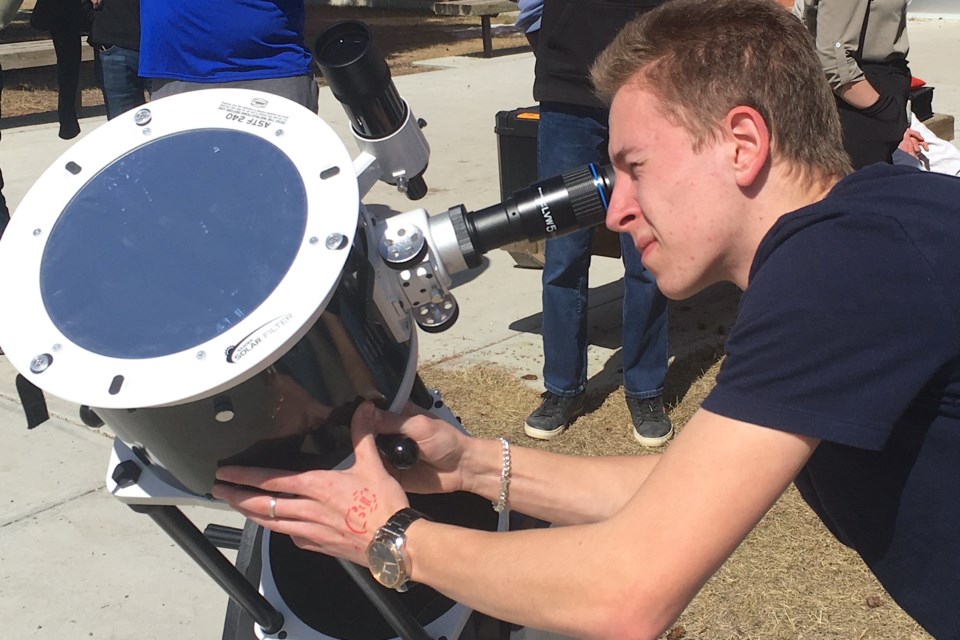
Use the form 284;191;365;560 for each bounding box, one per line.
48;20;83;139
96;45;146;120
0;166;8;240
619;230;671;446
526;101;671;444
524;102;607;439
0;62;9;240
1;63;8;356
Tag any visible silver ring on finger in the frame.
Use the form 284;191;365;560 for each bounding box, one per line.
268;495;277;519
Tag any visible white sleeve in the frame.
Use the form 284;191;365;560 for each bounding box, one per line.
910;112;960;177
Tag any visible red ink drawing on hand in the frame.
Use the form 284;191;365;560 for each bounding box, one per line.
344;488;378;534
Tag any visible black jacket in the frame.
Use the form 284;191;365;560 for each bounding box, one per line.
88;0;140;51
533;0;664;108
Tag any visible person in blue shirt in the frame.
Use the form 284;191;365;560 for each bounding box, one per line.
139;0;318;112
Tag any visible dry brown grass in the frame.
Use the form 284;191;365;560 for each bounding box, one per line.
420;361;930;639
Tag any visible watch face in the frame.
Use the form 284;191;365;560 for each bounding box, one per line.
367;541;403;589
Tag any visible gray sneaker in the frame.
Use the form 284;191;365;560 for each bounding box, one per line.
524;392;586;440
627;395;673;447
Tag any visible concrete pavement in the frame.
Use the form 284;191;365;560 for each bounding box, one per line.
1;17;959;639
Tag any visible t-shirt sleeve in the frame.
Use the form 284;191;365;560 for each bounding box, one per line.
802;0;870;91
703;213;955;450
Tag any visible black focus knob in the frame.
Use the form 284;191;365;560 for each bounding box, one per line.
375;434;419;470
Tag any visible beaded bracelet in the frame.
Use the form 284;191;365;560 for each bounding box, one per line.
492;437;511;513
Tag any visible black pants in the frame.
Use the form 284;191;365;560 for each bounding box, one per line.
836;60;911;170
30;0;86;140
0;63;9;240
49;20;83;139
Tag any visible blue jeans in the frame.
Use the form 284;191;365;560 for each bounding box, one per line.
538;102;668;399
95;46;147;120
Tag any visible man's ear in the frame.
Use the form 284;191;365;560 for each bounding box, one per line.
725;106;770;188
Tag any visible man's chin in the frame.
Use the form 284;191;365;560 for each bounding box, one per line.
654;276;706;301
659;286;689;301
641;253;704;300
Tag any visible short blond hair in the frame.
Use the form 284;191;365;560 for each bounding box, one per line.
591;0;851;183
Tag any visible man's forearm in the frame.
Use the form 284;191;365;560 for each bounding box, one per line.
405;518;667;639
462;437;661;525
838;79;881;109
402;412;819;639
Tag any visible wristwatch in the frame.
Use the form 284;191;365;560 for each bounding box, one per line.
366;507;426;592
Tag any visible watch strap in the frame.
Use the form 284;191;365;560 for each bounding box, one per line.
381;507;427;536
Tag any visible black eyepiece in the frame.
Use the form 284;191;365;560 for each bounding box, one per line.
454;163;615;261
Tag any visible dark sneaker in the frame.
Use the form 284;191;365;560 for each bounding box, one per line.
627;395;673;447
524;391;586;440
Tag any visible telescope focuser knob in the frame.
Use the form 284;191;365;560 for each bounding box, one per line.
375;434;420;470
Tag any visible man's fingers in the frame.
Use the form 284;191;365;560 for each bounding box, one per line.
364;401;411;435
212;483;342;526
350;401;387;467
350;400;378;439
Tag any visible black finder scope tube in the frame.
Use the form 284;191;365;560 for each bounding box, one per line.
448;163;615;268
314;20;406;139
314;20;428;200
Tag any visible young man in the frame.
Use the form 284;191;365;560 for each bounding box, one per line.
213;1;960;637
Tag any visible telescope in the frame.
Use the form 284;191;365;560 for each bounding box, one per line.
0;21;613;640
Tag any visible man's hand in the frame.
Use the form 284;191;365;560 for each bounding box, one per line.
899;127;929;159
365;401;473;495
838;79;881;110
212;402;410;564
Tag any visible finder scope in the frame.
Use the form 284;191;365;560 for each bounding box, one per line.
314;20;429;200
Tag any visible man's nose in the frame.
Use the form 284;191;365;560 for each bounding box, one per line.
605;182;635;232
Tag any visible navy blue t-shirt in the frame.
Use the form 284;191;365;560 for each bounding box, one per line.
703;164;960;638
139;1;313;82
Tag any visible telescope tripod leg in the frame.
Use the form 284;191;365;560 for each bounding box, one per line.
336;558;434;640
128;504;284;635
